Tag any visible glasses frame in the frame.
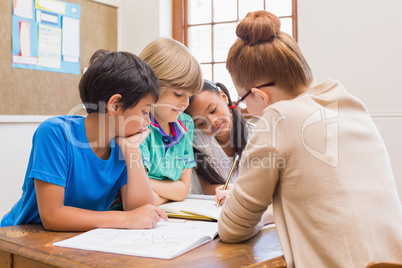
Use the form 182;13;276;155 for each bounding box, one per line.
235;82;276;107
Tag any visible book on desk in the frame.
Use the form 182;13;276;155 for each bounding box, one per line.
159;196;276;230
54;196;275;259
54;219;219;260
158;196;222;221
54;196;222;259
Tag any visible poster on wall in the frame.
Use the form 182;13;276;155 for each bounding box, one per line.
11;0;81;74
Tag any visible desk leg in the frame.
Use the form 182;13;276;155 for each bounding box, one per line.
13;255;53;268
0;249;12;268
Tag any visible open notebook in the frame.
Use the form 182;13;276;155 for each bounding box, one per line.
158;197;222;221
54;220;218;260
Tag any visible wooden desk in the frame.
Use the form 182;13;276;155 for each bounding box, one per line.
0;224;285;268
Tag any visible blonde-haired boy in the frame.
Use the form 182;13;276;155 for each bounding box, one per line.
139;37;203;205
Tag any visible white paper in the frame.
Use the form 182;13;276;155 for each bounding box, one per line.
38;25;62;68
37;0;65;14
14;0;33;19
13;55;38;65
54;221;218;259
36;10;58;24
62;16;80;58
63;56;79;63
186;194;215;200
19;21;31;57
41;12;58;24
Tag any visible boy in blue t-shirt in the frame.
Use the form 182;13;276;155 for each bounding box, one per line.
1;50;167;231
138;38;203;205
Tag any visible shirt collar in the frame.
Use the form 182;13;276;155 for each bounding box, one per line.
149;113;187;147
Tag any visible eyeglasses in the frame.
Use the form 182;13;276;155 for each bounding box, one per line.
235;81;275;107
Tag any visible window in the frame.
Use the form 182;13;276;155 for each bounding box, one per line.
172;0;297;99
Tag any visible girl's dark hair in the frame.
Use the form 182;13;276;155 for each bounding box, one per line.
189;80;249;184
79;49;159;114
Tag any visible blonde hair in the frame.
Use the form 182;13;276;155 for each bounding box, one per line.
227;11;313;94
139;37;203;94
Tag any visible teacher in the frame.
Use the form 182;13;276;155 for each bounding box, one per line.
218;10;402;268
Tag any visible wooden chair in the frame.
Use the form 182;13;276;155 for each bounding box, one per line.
366;261;402;268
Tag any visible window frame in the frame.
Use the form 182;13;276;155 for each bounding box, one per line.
172;0;298;46
172;0;298;84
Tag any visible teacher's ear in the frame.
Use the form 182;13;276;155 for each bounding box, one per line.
251;87;271;105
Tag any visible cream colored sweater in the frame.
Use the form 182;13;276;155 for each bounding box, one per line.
218;79;402;267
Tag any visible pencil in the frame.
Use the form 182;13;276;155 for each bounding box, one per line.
217;154;239;206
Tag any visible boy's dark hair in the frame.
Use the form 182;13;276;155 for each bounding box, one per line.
189;80;249;185
79;49;159;114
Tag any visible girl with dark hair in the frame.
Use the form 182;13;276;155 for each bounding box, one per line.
186;80;275;224
185;80;250;195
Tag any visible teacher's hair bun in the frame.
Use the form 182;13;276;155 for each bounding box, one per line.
236;10;281;46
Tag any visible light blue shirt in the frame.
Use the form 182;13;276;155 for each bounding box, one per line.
140;113;196;181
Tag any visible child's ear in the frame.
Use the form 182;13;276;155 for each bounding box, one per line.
251;87;270;105
106;94;122;115
219;90;229;105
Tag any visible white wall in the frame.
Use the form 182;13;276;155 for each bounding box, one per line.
0;121;41;217
119;0;172;54
298;0;402;114
1;0;401;219
298;0;402;199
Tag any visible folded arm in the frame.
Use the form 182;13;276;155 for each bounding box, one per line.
149;168;192;204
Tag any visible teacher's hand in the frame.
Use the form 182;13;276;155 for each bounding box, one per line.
214;183;233;206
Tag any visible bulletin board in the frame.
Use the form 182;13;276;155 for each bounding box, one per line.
0;0;117;115
12;0;81;74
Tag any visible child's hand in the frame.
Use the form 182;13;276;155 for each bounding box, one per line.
214;183;234;206
125;204;168;229
116;129;150;151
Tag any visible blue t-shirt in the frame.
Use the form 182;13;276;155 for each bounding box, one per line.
1;115;127;227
